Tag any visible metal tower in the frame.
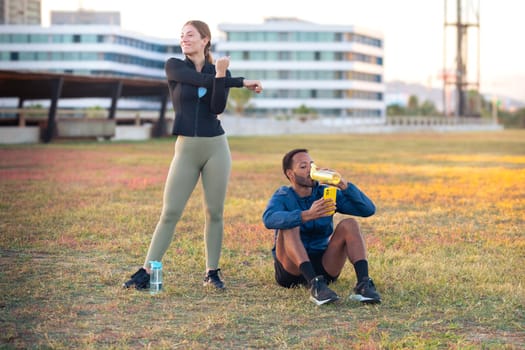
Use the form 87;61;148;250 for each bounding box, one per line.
443;0;480;117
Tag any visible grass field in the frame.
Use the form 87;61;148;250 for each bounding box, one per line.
0;130;524;349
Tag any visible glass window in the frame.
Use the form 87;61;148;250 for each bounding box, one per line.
11;34;29;43
36;52;49;60
81;34;98;43
278;32;290;41
20;52;35;60
64;52;80;60
53;35;73;43
278;71;290;79
30;34;49;43
229;32;243;41
81;52;97;60
296;52;314;61
320;52;334;61
229;51;243;60
250;51;265;60
318;32;334;41
278;52;291;60
266;32;279;41
266;51;279;60
249;32;265;41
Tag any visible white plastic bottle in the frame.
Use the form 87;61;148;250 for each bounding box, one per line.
149;261;163;295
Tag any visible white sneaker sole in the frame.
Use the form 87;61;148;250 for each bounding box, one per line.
349;294;381;304
309;295;340;306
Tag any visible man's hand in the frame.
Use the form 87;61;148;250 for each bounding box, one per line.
301;198;336;222
336;176;348;191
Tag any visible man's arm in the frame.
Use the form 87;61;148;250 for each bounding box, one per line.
336;182;376;217
262;188;303;230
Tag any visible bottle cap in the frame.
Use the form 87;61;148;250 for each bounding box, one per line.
149;261;162;269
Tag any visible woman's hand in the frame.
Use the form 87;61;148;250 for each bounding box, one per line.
215;56;230;78
243;79;263;93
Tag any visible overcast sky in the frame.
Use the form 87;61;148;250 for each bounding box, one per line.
41;0;525;102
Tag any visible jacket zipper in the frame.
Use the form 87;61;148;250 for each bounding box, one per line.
194;98;200;136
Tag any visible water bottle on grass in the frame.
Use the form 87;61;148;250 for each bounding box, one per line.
149;261;162;295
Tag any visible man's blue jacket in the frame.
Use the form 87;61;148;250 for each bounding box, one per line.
262;182;375;256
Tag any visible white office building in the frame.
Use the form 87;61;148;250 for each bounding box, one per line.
217;18;385;120
0;25;179;78
0;24;181;108
0;18;385;119
0;0;41;25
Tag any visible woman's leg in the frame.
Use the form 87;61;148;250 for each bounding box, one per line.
200;135;231;270
143;137;201;267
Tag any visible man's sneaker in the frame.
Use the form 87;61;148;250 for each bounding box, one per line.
203;268;225;290
123;267;150;290
349;277;381;304
309;275;340;306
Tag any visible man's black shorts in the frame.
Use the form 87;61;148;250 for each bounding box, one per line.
274;250;339;288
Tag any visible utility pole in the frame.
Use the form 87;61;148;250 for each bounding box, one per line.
443;0;480;117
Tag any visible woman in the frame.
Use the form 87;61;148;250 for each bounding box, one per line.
123;20;263;290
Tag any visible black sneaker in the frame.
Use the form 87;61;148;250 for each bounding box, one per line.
309;275;340;306
123;267;150;290
349;277;381;304
203;268;225;290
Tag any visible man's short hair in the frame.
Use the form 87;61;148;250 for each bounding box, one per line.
282;148;308;179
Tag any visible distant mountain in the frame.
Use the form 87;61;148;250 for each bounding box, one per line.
385;81;525;112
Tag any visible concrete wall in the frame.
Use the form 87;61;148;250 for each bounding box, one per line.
113;124;153;141
0;116;504;144
57;119;116;138
0;127;40;144
220;115;503;136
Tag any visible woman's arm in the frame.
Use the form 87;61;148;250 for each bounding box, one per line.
164;57;243;88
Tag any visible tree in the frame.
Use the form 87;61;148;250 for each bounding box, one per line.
292;104;317;122
227;88;253;115
386;104;404;116
420;100;438;116
407;95;419;115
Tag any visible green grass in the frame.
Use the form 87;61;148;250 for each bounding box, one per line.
1;130;524;349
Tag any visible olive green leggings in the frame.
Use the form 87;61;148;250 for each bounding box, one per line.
144;134;231;270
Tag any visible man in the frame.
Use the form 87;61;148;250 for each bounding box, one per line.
262;148;381;305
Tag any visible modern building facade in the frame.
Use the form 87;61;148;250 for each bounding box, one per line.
0;24;181;108
217;18;385;119
51;10;121;26
0;25;179;78
0;0;41;25
0;17;385;119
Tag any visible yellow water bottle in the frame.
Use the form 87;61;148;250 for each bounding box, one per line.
310;163;341;185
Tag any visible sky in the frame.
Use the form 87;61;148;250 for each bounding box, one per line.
40;0;525;102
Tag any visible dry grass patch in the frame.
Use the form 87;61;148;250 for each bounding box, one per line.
0;130;524;349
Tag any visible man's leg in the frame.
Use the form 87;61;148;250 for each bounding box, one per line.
275;228;339;305
322;218;367;278
275;227;309;276
322;218;381;304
